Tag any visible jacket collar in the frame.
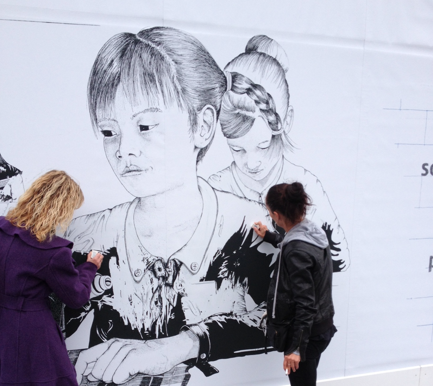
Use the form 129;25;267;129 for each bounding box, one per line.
0;216;72;249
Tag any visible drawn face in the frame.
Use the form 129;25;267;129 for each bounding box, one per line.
96;86;197;197
227;116;282;182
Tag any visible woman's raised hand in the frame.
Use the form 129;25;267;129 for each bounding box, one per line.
252;221;268;238
87;251;104;270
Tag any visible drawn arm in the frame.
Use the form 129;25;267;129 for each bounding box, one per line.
74;332;199;384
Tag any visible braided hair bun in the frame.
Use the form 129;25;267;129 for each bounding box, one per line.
220;35;293;151
245;35;289;73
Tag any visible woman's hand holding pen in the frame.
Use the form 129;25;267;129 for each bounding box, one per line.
252;221;268;238
87;251;104;270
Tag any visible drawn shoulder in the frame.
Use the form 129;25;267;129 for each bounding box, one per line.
213;189;272;230
282;160;350;271
208;164;238;195
66;201;131;253
282;160;333;214
282;160;325;193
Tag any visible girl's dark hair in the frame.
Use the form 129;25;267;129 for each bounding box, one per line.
88;27;226;163
266;182;311;224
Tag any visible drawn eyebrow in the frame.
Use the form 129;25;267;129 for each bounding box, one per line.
131;107;162;119
97;118;117;124
258;140;271;146
97;107;162;123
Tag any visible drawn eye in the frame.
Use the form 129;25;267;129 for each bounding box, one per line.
230;147;243;153
139;124;158;132
258;141;271;150
100;130;116;137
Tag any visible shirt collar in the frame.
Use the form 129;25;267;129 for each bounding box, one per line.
124;178;218;282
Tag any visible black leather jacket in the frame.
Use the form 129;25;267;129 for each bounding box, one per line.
264;231;334;360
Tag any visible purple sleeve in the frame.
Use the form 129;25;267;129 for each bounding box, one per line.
45;248;97;309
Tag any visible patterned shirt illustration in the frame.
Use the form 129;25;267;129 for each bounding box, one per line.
64;179;278;369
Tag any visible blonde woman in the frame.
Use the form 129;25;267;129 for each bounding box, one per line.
0;170;103;386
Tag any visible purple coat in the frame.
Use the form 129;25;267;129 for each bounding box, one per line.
0;217;97;386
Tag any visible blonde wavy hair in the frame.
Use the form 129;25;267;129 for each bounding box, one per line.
6;170;84;242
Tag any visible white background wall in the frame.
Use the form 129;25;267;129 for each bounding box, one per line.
1;1;432;385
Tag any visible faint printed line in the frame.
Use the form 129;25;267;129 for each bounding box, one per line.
0;18;99;26
395;143;433;146
385;102;433;147
384;107;433;113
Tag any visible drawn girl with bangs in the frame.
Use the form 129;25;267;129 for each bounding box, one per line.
209;35;349;272
64;27;277;385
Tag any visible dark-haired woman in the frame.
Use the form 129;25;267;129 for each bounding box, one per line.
253;182;336;386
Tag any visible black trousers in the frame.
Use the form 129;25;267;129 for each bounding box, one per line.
288;326;336;386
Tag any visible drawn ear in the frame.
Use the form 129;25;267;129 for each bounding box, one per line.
284;105;294;134
194;105;217;149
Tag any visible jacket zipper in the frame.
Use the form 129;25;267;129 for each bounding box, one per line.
272;248;283;319
297;329;304;354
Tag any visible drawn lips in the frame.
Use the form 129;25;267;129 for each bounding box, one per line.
246;168;263;176
121;166;144;176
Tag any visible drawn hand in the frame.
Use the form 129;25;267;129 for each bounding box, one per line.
283;353;300;374
75;332;199;384
252;221;268;238
86;251;104;270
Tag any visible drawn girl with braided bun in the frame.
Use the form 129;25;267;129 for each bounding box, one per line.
209;35;349;272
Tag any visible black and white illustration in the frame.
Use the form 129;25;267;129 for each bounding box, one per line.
3;1;432;384
208;35;349;273
0;18;353;386
62;27;279;386
56;27;353;385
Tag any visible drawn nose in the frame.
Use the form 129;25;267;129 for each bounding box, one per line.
246;157;261;171
117;136;142;159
